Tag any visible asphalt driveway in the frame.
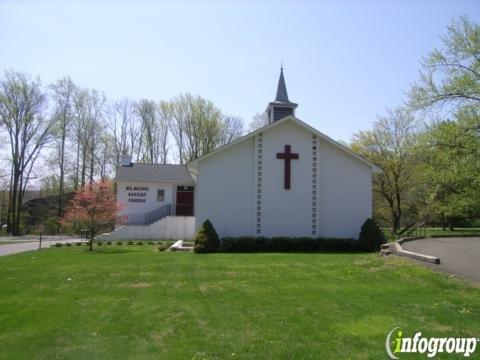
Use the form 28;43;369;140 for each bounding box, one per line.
0;236;82;256
402;237;480;282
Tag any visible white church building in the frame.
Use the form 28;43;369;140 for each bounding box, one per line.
101;69;379;241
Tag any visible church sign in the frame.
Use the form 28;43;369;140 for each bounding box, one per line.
125;185;149;203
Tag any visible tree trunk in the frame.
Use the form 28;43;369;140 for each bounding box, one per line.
392;217;399;236
81;145;87;187
89;227;94;251
9;167;20;236
74;137;80;190
6;164;13;234
58;119;66;228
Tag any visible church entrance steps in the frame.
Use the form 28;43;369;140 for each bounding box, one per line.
95;216;195;241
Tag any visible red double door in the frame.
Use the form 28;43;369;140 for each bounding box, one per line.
176;186;194;216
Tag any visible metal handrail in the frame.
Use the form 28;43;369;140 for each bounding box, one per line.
127;203;194;225
145;204;172;224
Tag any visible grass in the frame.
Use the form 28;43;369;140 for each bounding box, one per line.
382;227;480;241
426;227;480;237
0;246;479;359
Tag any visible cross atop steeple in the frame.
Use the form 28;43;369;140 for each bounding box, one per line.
266;67;298;124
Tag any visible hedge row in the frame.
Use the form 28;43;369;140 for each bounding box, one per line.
194;218;386;253
218;236;366;252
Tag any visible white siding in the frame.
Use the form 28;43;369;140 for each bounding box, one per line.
97;216;195;241
317;139;372;238
196;137;255;237
260;121;313;237
195;117;373;239
116;181;193;220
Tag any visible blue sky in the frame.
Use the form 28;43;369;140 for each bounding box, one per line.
0;0;478;142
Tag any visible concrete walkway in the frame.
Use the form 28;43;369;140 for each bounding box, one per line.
402;237;480;282
0;236;82;257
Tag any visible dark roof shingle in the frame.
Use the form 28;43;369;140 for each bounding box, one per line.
114;164;194;183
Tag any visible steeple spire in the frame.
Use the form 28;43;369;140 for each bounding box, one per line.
275;67;290;102
266;67;298;124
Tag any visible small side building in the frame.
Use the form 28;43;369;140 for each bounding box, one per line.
98;156;196;241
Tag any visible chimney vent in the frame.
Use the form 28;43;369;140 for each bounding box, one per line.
120;154;132;167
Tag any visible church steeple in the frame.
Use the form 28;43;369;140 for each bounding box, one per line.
266;67;298;124
275;67;290;102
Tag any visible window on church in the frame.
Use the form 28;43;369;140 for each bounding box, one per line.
157;189;165;202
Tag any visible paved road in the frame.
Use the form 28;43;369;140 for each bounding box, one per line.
0;237;82;257
402;237;480;282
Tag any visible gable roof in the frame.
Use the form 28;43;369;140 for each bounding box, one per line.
189;115;381;173
114;164;195;183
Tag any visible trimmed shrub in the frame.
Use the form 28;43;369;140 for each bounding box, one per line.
255;237;269;251
75;242;82;246
65;243;72;247
106;241;112;245
219;237;247;252
136;241;144;246
55;243;63;247
219;237;266;252
127;241;134;245
148;241;154;245
291;237;316;251
217;237;358;253
317;238;355;251
218;237;235;252
357;218;386;252
157;243;170;252
267;237;291;251
234;237;254;252
194;219;220;253
97;241;102;246
117;241;122;245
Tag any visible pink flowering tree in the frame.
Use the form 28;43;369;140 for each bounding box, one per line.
62;180;124;251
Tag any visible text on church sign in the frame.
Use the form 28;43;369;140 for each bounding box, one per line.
126;185;149;203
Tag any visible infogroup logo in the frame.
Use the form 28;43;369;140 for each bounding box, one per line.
385;327;479;359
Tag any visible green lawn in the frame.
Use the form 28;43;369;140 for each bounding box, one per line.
0;246;479;359
426;227;480;236
382;227;480;240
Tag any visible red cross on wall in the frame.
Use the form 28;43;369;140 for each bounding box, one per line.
276;145;299;189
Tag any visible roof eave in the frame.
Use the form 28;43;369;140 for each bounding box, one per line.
191;115;379;171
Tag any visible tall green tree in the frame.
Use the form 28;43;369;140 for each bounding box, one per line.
351;107;421;235
418;106;480;228
50;77;76;221
0;70;54;235
169;93;242;163
409;15;480;227
409;15;479;111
